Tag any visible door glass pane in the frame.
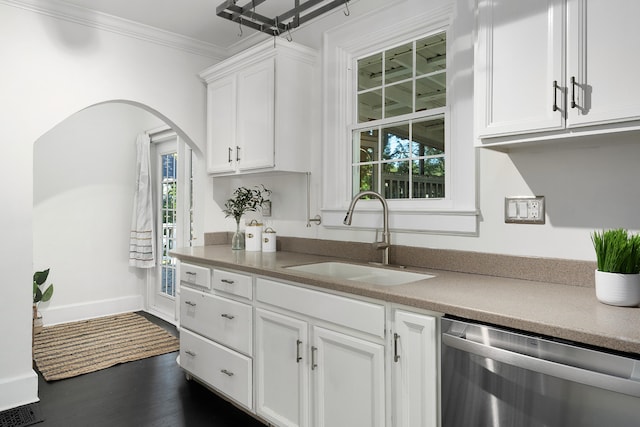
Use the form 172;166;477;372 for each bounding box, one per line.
385;42;413;84
161;153;177;298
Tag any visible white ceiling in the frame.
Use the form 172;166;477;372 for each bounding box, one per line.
54;0;370;55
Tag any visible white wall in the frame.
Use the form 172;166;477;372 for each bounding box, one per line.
0;2;213;410
33;103;163;325
204;0;640;263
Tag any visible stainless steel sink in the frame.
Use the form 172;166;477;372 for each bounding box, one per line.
285;261;434;286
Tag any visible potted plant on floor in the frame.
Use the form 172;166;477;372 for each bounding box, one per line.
592;229;640;306
33;268;54;334
223;185;271;250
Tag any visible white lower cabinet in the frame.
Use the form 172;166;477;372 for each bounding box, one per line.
177;263;440;426
255;278;387;427
391;308;439;427
255;308;386;427
180;328;253;409
312;326;385;427
255;308;309;427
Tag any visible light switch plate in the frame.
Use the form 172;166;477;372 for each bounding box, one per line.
504;196;545;224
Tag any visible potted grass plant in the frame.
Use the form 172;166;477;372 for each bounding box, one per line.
591;229;640;306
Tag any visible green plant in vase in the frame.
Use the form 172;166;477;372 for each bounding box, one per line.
223;185;271;250
591;229;640;306
33;268;54;334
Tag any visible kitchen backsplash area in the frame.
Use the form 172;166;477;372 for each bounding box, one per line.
204;233;595;287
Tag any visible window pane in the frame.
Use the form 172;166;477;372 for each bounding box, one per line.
354;163;379;194
416;72;446;111
382;124;411;161
412;158;445;198
385;80;413;119
385;42;413;84
358;52;382;91
382;161;410;199
413;118;445;154
358;89;382;122
416;33;446;76
354;128;379;162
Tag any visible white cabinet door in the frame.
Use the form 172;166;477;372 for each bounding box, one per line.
206;76;236;173
475;0;565;137
237;58;275;171
255;308;309;427
566;0;640;127
392;310;438;427
312;326;385;427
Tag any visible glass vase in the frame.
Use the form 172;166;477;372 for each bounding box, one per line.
231;219;245;250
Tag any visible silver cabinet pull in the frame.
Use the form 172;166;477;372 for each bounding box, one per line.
393;333;400;362
185;301;196;307
236;145;241;162
221;313;235;320
570;76;577;108
552;80;559;112
185;271;196;276
228;146;232;163
296;339;302;363
185;350;196;357
221;369;234;377
221;279;235;284
311;346;318;370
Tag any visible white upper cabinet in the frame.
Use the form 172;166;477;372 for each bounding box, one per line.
475;0;565;139
200;38;318;175
476;0;640;146
566;0;640;128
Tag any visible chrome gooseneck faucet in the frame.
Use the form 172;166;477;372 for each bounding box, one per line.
343;190;390;265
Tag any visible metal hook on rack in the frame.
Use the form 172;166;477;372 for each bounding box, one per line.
343;0;350;16
285;23;293;42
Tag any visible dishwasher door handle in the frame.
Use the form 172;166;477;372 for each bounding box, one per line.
442;332;640;398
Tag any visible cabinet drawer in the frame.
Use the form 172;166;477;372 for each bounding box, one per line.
180;287;252;355
256;278;385;339
180;328;253;409
213;269;252;300
180;263;211;290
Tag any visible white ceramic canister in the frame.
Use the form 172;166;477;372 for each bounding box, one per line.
262;227;277;252
245;220;263;252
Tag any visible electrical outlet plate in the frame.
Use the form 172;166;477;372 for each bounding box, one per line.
504;196;545;224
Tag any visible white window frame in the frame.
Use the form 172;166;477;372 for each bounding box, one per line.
320;3;478;235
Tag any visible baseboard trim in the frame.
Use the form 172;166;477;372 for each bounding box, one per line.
0;370;38;412
40;295;144;326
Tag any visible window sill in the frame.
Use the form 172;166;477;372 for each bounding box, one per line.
321;208;478;235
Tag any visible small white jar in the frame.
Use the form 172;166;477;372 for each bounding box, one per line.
262;227;277;252
245;220;263;252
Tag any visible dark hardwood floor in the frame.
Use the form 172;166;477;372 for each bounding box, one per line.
35;312;267;427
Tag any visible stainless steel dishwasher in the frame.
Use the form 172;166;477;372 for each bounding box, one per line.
441;317;640;427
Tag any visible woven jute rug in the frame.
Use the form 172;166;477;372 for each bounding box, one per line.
33;312;179;381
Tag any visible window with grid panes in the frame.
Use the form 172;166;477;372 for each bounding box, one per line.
353;32;446;200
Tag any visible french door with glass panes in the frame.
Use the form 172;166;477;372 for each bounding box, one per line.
150;131;193;322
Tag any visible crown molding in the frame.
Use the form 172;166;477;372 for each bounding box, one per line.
1;0;228;59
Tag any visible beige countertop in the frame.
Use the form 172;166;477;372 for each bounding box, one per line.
171;245;640;355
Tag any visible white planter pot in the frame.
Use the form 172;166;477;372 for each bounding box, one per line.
595;270;640;307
